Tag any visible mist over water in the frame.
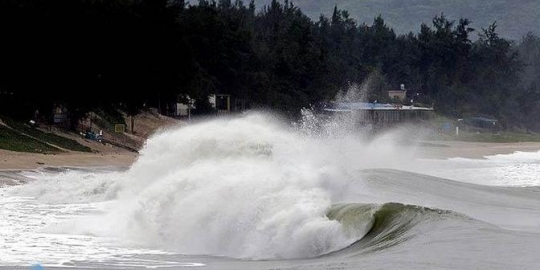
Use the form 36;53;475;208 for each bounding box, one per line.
86;111;417;259
78;81;418;259
2;85;540;268
4;105;421;262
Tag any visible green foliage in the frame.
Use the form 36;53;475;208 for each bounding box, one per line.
0;116;92;152
95;108;127;127
515;33;540;132
253;0;539;41
0;0;538;131
0;125;60;153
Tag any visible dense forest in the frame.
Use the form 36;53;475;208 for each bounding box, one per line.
1;0;539;131
253;0;540;41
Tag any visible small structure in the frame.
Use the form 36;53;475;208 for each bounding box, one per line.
465;116;498;127
463;116;499;132
114;124;126;133
387;84;407;101
176;95;195;118
52;104;69;127
163;95;195;119
166;94;248;119
323;102;433;130
209;94;231;114
233;98;248;112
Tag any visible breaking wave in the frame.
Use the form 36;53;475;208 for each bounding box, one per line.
8;112;422;259
10;112;531;261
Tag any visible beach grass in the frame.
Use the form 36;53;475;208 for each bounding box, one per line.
0;125;61;153
0;116;92;152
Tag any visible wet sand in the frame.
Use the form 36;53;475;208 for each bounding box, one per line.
416;141;540;159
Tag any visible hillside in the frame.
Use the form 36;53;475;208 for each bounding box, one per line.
254;0;539;41
0;109;182;154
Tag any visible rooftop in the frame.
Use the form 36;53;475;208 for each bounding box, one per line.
324;102;433;112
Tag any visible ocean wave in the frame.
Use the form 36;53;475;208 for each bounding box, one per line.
5;112;540;263
326;202;466;256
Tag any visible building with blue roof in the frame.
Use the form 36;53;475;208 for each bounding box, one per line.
322;102;434;129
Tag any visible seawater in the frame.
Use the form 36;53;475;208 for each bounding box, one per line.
1;112;539;269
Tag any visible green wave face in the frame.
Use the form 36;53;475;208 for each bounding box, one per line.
327;203;378;241
327;203;453;255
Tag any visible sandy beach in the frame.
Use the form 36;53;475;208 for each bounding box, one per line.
416;140;540;159
0;149;138;171
0;148;137;187
0;110;182;172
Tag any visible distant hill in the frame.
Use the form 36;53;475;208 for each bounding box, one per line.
253;0;539;41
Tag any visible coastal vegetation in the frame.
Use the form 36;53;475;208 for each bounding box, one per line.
0;116;92;152
253;0;540;41
0;125;61;153
1;0;539;132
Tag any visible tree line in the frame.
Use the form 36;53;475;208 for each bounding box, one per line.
1;0;539;131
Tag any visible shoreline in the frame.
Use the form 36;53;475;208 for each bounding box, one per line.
0;149;138;171
1;140;539;172
415;140;540;159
